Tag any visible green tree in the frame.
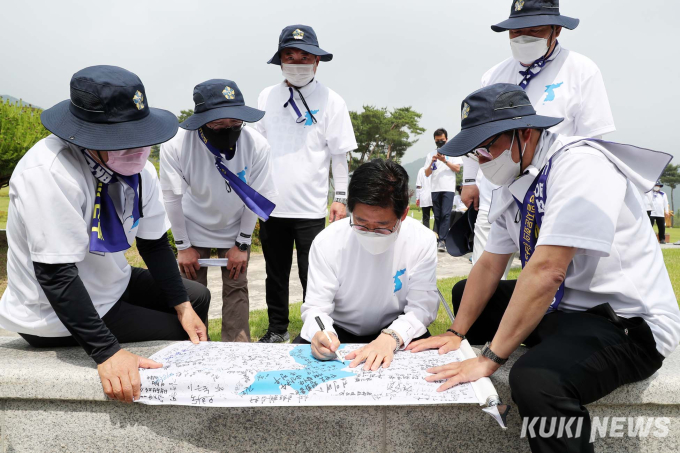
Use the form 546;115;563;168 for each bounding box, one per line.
0;99;50;188
661;163;680;226
349;106;425;170
178;109;194;124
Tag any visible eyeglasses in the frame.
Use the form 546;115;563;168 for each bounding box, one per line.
349;214;400;235
466;133;503;162
206;120;245;131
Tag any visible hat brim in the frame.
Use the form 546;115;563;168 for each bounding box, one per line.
268;43;333;65
41;100;179;151
445;208;478;257
439;114;564;158
180;105;265;130
491;15;579;32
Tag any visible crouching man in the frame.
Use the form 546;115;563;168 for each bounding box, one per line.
408;84;680;452
296;159;439;371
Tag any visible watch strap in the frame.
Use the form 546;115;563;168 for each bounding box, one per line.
481;341;508;365
381;329;402;353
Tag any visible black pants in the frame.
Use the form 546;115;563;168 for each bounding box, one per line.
650;215;666;242
431;191;454;240
20;267;211;348
452;280;664;453
421;206;432;230
292;323;431;344
260;216;326;334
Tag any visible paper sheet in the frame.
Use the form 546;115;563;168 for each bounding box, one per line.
137;342;487;407
197;258;228;267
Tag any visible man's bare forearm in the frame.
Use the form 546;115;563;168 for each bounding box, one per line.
450;251;512;334
490;245;576;358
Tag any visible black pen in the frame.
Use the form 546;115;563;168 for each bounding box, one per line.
315;316;341;361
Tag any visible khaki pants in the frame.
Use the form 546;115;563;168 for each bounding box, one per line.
180;246;250;342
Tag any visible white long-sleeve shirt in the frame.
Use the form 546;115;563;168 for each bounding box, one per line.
300;217;439;347
415;167;432;207
650;190;670;218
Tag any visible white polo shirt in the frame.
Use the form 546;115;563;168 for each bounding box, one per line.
160;127;277;248
422;151;461;193
650;190;669;218
0;135;169;337
485;133;680;357
252;80;357;219
415;167;433;208
300;217;439;347
465;45;617;212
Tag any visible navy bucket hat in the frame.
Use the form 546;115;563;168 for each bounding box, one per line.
439;84;563;158
41;65;178;151
268;24;333;65
491;0;579;32
180;79;264;130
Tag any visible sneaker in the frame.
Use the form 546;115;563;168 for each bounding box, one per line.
258;330;290;343
438;241;446;252
660;240;666;244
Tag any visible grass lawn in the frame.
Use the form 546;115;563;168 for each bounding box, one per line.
0;187;9;228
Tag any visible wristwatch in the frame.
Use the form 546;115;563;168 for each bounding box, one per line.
481;342;508;366
234;241;248;252
381;329;402;353
333;197;347;205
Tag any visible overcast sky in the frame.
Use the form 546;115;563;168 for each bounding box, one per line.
1;0;679;167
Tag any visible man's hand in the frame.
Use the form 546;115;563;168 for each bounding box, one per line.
416;199;420;207
177;247;200;280
345;333;400;371
436;153;447;162
461;185;480;211
226;246;248;280
311;330;341;361
175;301;208;343
329;202;346;223
98;349;162;403
425;356;500;392
406;331;461;355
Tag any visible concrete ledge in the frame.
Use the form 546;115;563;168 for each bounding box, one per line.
1;337;680;452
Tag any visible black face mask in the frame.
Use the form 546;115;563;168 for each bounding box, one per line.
435;140;446;149
201;126;241;156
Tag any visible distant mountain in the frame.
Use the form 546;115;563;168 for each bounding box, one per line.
1;95;41;109
401;157;426;192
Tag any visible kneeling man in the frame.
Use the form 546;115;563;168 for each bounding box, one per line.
409;84;680;452
297;159;439;371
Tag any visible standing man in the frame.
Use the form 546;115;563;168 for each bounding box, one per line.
0;66;210;403
410;84;680;452
460;0;616;268
650;181;670;243
423;128;461;252
160;79;277;342
253;25;357;343
415;166;433;230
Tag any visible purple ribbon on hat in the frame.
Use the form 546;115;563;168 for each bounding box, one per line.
197;128;276;220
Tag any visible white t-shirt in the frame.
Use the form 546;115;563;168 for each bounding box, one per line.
252;80;357;219
422;151;461;193
300;217;439;347
644;192;654;212
485;135;680;357
650;190;670;218
0;135;169;337
160;127;277;248
415;167;432;207
465;46;617;212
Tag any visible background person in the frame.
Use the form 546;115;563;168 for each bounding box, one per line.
161;79;276;342
0;66;210;403
253;24;357;343
451;184;467;226
460;0;615;272
423;128;461;252
415;166;433;230
650;181;670;244
296;159;438;371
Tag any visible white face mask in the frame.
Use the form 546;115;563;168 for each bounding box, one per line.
352;218;401;255
510;35;549;64
479;132;522;186
654;186;661;192
281;63;316;87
